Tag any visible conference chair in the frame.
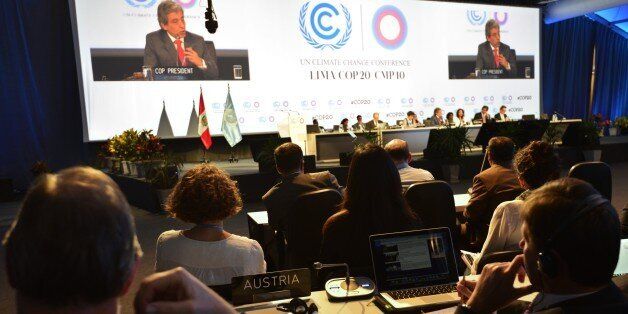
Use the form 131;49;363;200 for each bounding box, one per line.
284;189;343;269
404;181;458;237
568;161;612;201
476;250;522;274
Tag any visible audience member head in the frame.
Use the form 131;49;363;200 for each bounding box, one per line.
486;136;515;167
446;112;454;123
273;142;304;175
165;164;242;225
500;105;507;114
456;108;465;119
514;141;559;190
356;115;362;123
485;19;500;47
481;105;489;114
384;139;412;165
520;178;620;293
434;107;442;117
344;144;416;233
4;167;142;312
373;112;380;121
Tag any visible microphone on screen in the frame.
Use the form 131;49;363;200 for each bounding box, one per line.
205;0;218;34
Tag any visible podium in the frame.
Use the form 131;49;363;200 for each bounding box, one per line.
474;120;550;148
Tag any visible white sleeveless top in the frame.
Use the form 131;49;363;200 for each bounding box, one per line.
155;230;266;286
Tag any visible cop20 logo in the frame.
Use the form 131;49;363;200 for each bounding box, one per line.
467;10;509;26
125;0;157;8
299;1;352;50
467;10;487;26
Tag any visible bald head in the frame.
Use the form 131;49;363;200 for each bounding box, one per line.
384;139;411;165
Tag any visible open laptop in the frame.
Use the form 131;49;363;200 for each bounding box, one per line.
370;228;460;311
614;238;628;276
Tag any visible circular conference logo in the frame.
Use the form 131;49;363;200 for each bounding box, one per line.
299;1;352;50
467;10;487;26
124;0;157;8
175;0;197;9
372;5;407;50
494;12;508;25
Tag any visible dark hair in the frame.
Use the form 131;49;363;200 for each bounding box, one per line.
356;115;362;119
446;112;454;119
274;142;303;173
343;144;417;233
312;119;319;125
514;141;559;189
165;164;242;224
487;136;515;166
500;105;507;110
434;107;442;115
341;118;349;124
456;108;465;118
4;167;142;308
407;111;415;117
522;178;620;286
482;105;489;110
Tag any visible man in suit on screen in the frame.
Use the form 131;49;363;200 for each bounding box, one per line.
144;1;219;79
475;19;517;78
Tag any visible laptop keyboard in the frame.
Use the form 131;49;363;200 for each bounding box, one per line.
389;284;457;300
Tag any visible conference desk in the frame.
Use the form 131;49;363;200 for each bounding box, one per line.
306;119;582;162
235;274;536;313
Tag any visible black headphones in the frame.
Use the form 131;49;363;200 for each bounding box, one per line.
276;298;318;314
536;194;609;278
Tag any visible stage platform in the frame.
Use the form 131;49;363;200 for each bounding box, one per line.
108;135;628;214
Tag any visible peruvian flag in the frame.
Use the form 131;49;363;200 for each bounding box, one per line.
198;89;212;149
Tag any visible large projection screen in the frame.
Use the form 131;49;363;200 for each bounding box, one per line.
69;0;541;141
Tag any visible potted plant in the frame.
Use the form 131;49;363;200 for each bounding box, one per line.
578;121;602;162
109;129;141;175
134;129;165;178
423;125;474;183
614;116;628;136
146;154;182;208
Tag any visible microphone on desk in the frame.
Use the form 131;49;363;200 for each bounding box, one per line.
313;261;375;301
313;262;351;289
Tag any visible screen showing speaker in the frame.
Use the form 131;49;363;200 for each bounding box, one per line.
69;0;541;141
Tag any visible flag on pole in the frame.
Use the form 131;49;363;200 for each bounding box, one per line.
198;89;212;149
221;85;242;147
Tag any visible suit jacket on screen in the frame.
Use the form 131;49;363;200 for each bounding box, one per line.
475;41;517;78
144;30;219;79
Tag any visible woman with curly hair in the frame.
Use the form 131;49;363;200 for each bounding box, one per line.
155;164;265;285
471;141;559;273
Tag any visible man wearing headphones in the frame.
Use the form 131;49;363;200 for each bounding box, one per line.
456;178;627;313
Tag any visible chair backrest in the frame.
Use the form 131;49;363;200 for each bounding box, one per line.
476;250;522;273
568;161;612;201
284;189;343;268
404;181;457;232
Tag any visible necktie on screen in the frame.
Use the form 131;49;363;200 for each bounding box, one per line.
493;48;499;67
175;39;186;66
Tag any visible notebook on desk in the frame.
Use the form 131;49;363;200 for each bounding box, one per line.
369;228;460;311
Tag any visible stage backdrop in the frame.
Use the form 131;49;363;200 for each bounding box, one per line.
70;0;541;141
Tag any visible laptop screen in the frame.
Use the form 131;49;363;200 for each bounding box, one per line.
370;228;458;292
614;239;628;275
